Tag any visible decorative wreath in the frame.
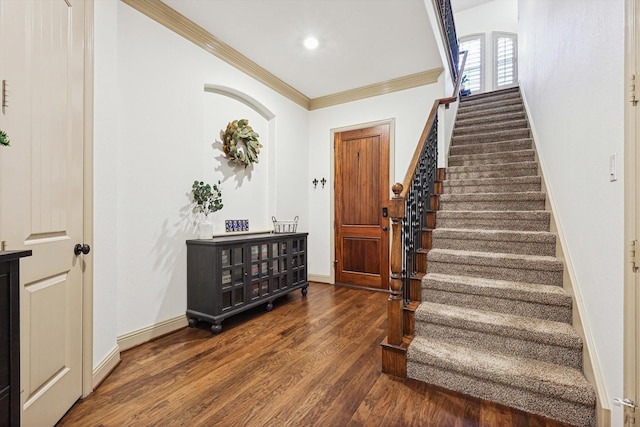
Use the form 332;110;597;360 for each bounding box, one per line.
0;129;10;147
220;119;262;168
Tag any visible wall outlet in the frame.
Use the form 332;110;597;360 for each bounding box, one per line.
609;153;617;182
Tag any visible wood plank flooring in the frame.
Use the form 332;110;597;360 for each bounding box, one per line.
58;283;574;427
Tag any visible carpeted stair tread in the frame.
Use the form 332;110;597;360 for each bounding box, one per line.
449;139;532;156
458;97;523;113
439;192;546;211
427;248;563;272
427;248;563;286
415;302;581;350
446;161;538;179
455;111;526;128
443;176;541;194
448;149;535;167
456;104;525;121
452;128;531;145
422;276;571;323
436;210;550;231
431;228;555;256
459;90;521;107
407;336;595;404
407;337;596;426
454;119;529;136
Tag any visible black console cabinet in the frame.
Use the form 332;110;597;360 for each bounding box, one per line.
0;250;32;427
186;233;308;334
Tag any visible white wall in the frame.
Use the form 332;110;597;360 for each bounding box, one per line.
518;0;625;424
93;0;119;368
455;0;518;93
307;78;446;278
93;1;309;368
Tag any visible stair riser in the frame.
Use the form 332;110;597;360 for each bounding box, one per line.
448;152;535;167
439;199;545;211
457;105;525;121
452;129;531;146
453;120;529;136
459;98;523;112
431;236;555;256
423;289;572;323
414;322;582;370
427;261;563;286
406;362;595;427
446;166;538;180
435;217;550;232
456;112;526;127
450;140;532;156
459;91;521;107
443;182;541;194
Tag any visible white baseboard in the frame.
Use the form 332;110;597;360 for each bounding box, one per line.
308;274;332;284
117;315;188;352
521;88;611;427
92;345;120;389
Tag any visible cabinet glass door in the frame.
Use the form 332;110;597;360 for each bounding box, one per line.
291;238;307;286
271;241;289;291
220;246;245;310
249;243;270;300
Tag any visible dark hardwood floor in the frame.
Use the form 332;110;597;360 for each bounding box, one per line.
58;283;574;427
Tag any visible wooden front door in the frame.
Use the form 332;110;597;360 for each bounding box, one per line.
335;124;390;289
0;0;86;425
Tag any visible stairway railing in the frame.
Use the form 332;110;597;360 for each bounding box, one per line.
437;0;460;80
384;49;467;372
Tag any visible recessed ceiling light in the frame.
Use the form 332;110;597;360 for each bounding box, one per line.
304;36;319;50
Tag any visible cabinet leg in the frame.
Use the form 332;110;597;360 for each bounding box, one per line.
211;323;223;335
187;317;198;328
302;286;308;297
266;301;274;312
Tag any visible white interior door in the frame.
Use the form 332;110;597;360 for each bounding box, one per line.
625;1;640;425
0;0;86;425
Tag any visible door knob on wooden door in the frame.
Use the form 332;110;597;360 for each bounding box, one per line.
74;244;91;256
382;226;388;231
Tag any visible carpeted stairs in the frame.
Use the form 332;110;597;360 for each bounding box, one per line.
406;87;596;426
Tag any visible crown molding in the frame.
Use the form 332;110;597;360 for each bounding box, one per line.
121;0;442;111
309;68;444;110
121;0;311;109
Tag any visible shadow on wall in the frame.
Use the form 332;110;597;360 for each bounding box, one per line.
212;139;254;188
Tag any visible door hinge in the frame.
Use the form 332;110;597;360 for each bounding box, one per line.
1;80;8;113
631;74;638;105
631;240;639;272
616;397;638;409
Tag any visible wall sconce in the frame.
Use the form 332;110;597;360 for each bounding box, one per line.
321;178;327;188
312;178;318;189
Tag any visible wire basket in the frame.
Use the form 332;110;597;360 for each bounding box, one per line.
272;216;299;233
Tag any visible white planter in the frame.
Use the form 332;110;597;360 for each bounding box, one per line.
198;219;213;239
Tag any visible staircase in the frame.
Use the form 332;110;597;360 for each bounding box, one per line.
405;87;596;426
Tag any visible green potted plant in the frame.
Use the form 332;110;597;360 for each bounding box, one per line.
0;129;10;147
191;180;223;239
460;75;471;96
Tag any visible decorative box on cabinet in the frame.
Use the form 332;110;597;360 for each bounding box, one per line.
186;232;308;334
0;250;32;427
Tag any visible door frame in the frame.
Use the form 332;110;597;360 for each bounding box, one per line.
330;118;395;286
82;0;94;399
625;0;639;424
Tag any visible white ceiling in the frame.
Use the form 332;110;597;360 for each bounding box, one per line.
162;0;443;99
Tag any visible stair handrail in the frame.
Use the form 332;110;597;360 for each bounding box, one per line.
435;0;461;81
386;51;467;349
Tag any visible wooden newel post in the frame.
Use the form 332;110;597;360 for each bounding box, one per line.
388;183;405;346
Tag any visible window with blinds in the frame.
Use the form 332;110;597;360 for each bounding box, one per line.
459;35;484;94
495;32;518;88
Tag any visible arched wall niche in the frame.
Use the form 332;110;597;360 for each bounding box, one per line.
203;85;277;234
